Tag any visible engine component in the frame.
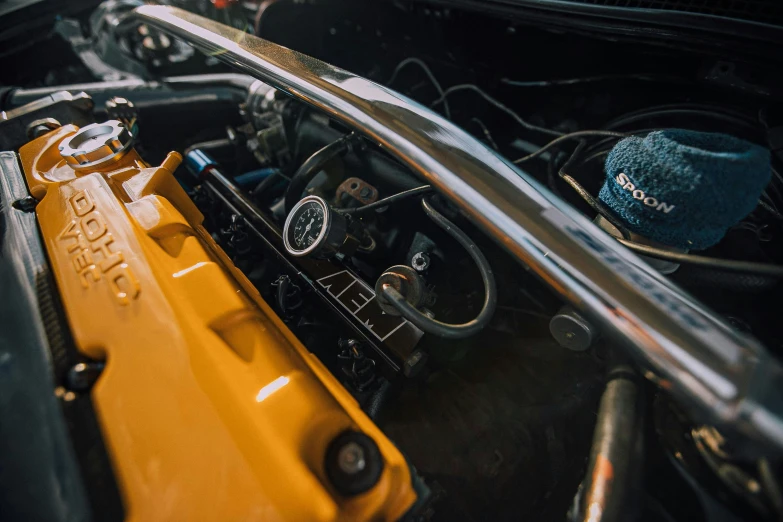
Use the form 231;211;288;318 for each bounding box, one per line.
202;166;424;369
338;185;433;215
0;91;94;150
378;197;497;339
17;121;418;521
26;118;62;140
325;430;385;497
598;130;771;250
105;96;138;127
0;150;100;522
285;133;358;214
126;3;783;452
58;120;134;170
66;362;105;392
283;195;349;258
338;339;377;392
572;362;643;522
411;251;432;273
550;305;598;352
594;215;683;275
375;265;427;316
336;177;379;207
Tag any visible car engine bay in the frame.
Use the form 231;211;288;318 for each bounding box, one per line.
2;1;783;521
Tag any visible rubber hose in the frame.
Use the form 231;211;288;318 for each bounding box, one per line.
380;197;497;339
678;266;778;293
364;379;393;421
252;171;284;200
284;133;355;214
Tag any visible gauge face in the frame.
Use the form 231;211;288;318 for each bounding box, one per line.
284;197;329;256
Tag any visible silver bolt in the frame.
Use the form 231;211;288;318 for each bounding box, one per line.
337;442;366;474
411;252;431;272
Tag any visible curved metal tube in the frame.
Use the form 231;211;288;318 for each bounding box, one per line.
579;363;642;522
6;73;257;108
129;5;783;452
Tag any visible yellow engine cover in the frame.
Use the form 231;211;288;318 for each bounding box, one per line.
19;125;416;522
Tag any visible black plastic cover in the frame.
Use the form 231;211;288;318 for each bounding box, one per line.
0;151;92;522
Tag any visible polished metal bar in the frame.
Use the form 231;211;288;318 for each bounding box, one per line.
130;5;783;451
7;73;257;107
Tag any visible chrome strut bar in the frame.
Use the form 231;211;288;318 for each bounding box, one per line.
131;5;783;451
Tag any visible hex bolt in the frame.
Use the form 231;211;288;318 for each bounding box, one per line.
411;252;431;272
337;442;366;474
325;431;384;496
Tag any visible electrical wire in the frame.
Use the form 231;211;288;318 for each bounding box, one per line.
380;197;497;339
609;103;757;125
388;57;452;119
470;117;499;150
758;200;783;221
512;130;630;164
500;73;686;88
430;84;564;138
604;104;759;134
337;185;432;214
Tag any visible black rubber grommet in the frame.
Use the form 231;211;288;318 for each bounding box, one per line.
324;430;384;496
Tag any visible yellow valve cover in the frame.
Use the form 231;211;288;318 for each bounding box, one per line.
18;125;416;522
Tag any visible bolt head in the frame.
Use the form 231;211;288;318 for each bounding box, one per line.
337;442;366;474
411;252;431;272
325;431;384;496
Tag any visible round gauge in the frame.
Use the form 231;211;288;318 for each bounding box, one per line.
283;195;347;258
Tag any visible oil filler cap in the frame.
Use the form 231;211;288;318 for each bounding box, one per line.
59;120;133;169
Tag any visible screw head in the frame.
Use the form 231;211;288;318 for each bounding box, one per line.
337;442;366;474
411;252;431;272
325;431;384;496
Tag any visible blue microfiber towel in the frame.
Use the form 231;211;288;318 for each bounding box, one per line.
598;129;771;250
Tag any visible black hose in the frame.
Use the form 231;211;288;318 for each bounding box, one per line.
284;133;356;214
616;238;783;279
364;379;393;421
677;266;778;293
337;185;432;214
251;171;284;200
380;197;497;339
576;362;642;522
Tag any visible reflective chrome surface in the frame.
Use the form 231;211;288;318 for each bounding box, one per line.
130;5;783;451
